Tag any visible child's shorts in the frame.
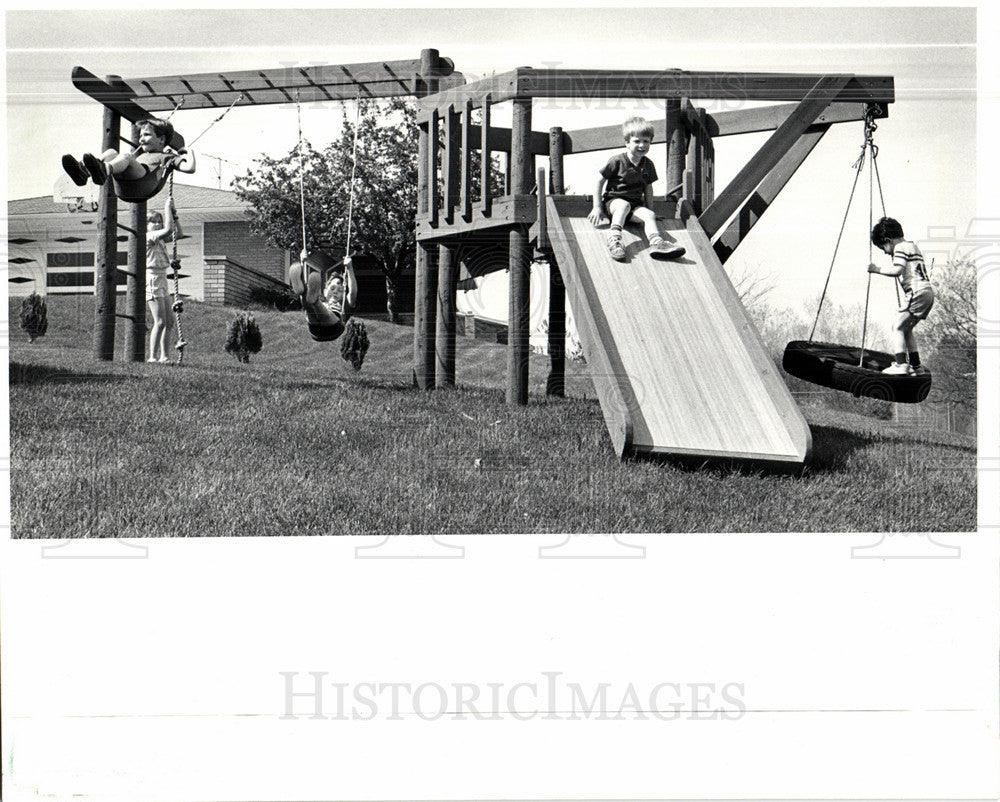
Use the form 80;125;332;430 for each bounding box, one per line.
900;285;935;320
603;196;646;219
147;271;169;302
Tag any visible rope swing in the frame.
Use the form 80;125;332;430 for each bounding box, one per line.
167;172;188;364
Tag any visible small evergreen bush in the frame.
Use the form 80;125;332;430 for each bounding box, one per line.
340;319;370;371
19;292;48;342
225;312;263;363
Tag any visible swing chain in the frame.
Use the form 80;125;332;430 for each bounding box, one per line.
853;104;881;169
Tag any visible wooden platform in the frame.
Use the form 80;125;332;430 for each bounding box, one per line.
545;197;811;467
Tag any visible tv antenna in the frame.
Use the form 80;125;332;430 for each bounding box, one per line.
201;152;239;189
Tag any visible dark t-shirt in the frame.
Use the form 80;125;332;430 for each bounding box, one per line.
600;153;658;205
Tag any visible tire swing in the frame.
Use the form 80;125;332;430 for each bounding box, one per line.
781;105;931;404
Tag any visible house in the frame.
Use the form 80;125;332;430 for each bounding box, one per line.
8;183;288;305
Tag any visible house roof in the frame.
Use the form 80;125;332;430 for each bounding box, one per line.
9;182;248;216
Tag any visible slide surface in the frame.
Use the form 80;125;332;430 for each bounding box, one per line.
546;197;811;467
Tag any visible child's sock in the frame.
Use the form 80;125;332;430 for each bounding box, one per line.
648;234;664;246
608;224;623;238
894;352;907;364
908;351;921;367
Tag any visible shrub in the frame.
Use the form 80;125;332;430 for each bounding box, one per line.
19;293;48;342
225;312;263;363
340;319;370;371
248;284;300;312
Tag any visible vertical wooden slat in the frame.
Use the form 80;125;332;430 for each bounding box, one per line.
461;99;473;221
428;106;440;228
444;104;461;223
480;94;492;215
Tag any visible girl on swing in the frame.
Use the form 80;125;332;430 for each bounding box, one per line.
62;118;196;201
288;250;358;342
868;216;935;376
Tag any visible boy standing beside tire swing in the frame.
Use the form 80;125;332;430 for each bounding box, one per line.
867;216;935;376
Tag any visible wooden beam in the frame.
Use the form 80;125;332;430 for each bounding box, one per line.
705;101;885;137
513;69;893;104
415;70;520;112
699;75;852;239
713;125;830;264
121;56;464;112
559;101;879;155
72;67;186;149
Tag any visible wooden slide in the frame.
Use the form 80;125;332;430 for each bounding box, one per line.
545;196;812;468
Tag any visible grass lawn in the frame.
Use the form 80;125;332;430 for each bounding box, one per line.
8;295;977;536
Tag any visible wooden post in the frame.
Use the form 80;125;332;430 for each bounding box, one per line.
546;127;566;398
548;126;564;194
664;98;686;200
444;105;461;224
435;242;458;387
123;122;147;362
507;97;532;406
413;48;441;389
124;196;147;361
93;77;122;361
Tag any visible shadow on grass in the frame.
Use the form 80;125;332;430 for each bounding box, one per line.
9;362;133;387
807;424;875;473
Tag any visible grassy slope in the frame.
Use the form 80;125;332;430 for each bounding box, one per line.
9;296;977;536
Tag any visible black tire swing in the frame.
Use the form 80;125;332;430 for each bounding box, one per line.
781;105;931;404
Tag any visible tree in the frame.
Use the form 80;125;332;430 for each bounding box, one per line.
923;257;976;409
233;98;418;321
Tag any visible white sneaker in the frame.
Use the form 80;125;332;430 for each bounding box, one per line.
882;362;913;375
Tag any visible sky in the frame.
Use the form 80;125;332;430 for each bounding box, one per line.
3;5;995;335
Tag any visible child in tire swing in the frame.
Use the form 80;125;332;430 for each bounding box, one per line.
868;216;935;376
587;116;686;263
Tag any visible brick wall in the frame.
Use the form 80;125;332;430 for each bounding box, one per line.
203;256;289;307
203;221;285;283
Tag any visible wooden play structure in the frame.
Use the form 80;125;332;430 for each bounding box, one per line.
71;53;895;468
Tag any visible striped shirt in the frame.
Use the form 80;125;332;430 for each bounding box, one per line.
891;241;932;295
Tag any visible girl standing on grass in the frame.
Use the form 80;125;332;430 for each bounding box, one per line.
146;198;180;363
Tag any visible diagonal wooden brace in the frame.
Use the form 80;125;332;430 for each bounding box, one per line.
713;124;831;264
699;74;851;240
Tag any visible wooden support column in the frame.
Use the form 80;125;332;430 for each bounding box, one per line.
664;98;687;199
93;76;122;361
435;242;458;387
124;204;147;361
546;130;566;398
548;126;564;194
507;97;533;406
413;48;441;389
123;123;146;362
